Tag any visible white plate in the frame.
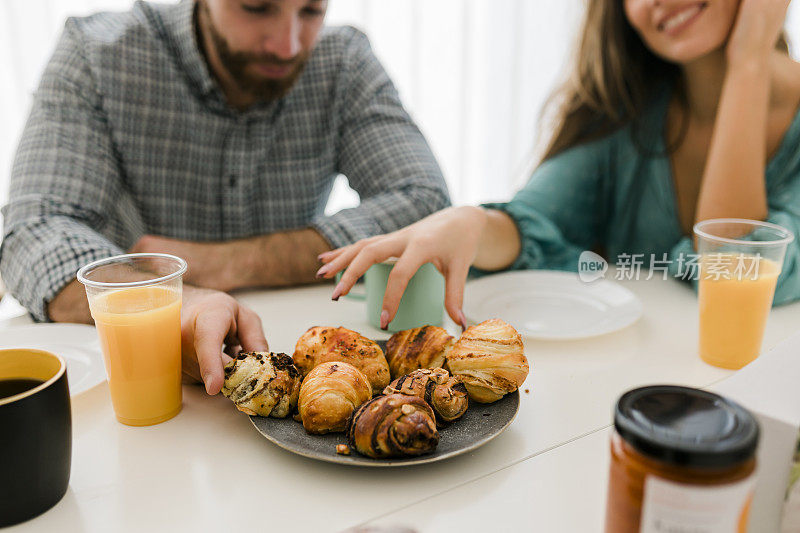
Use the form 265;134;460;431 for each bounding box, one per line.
464;271;643;340
0;323;106;395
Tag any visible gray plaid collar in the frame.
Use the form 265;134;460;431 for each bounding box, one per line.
169;0;217;97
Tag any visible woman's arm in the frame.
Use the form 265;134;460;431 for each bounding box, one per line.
473;209;522;271
694;63;770;223
318;138;609;327
694;0;790;224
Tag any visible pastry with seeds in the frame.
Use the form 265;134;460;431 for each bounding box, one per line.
383;368;468;425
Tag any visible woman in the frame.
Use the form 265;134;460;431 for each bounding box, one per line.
316;0;800;329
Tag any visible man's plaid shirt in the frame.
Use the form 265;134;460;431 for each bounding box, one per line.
0;0;449;321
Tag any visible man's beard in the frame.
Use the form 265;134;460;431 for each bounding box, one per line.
198;2;310;103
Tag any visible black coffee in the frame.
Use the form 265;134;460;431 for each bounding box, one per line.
0;378;44;399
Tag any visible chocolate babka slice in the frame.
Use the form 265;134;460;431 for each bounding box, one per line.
222;352;301;417
346;393;439;458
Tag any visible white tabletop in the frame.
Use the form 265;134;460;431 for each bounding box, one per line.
364;331;800;533
2;274;799;532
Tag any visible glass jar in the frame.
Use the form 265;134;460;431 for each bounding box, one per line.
605;385;759;533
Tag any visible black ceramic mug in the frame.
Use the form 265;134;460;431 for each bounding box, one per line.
0;349;71;527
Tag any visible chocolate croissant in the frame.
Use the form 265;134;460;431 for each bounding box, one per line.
298;362;372;434
222;352;301;417
383;368;468;425
385;326;454;379
346;394;439;458
293;326;390;394
446;319;529;403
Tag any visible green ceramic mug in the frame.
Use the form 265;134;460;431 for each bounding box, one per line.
341;261;445;331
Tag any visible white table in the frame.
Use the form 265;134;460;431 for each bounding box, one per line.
365;332;800;533
2;275;799;532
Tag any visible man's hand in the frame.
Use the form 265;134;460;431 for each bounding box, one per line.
131;235;240;292
130;228;332;292
181;286;269;395
48;280;268;395
48;278;93;323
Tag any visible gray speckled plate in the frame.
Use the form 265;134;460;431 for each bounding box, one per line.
249;339;520;466
249;390;519;467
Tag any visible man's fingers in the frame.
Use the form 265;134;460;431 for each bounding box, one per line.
181;355;202;383
223;343;242;358
236;307;269;352
180;317;203;382
443;261;470;329
192;308;235;395
380;249;428;329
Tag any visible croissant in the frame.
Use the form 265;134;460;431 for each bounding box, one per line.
346;394;439;458
385;326;454;379
298;362;372;434
293;326;390;394
383;368;468;425
222;352;301;417
446;319;529;403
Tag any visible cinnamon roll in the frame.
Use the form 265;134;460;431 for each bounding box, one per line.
293;326;390;394
446;319;529;403
222;352;301;417
383;368;468;425
385;326;454;379
298;362;372;434
346;394;439;458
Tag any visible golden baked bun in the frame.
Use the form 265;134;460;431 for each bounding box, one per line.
222;352;301;417
385;326;454;379
446;319;528;403
346;394;439;458
298;362;372;434
383;368;468;425
293;326;390;394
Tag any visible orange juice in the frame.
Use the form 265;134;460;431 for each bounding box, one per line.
698;254;780;369
90;286;182;425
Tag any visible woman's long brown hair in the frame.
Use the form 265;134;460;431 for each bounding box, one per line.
542;1;789;161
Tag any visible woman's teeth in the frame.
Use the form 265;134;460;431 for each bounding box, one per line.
661;4;703;32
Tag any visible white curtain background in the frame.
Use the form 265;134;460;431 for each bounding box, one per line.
2;1;800;221
0;0;583;224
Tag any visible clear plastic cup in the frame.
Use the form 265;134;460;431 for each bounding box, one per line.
77;253;187;425
694;219;794;369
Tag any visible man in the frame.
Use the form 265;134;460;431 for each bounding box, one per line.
0;0;449;394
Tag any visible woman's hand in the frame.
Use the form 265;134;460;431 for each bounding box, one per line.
316;206;490;329
726;0;791;68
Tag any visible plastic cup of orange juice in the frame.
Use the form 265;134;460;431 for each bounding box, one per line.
78;253;187;426
694;219;794;370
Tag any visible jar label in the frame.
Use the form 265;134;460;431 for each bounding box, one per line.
640;474;755;532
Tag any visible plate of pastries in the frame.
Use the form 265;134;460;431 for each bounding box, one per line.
221;318;529;466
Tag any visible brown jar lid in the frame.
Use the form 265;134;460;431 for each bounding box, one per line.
614;385;759;468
